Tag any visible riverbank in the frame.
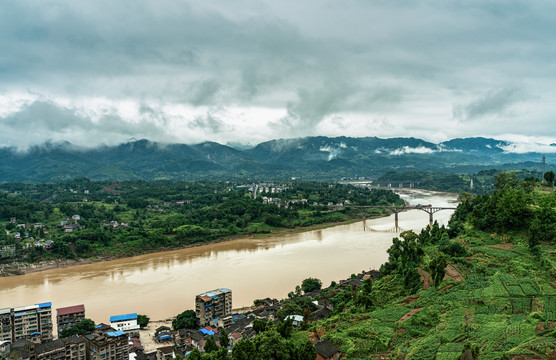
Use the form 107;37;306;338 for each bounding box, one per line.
0;190;458;323
0;214;377;277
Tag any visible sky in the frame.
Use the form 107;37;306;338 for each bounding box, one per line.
0;0;555;151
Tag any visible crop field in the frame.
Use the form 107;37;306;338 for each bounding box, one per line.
311;229;556;359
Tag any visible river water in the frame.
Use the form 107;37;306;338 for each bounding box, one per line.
0;189;457;325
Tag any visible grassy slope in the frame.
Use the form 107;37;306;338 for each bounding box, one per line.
309;230;556;359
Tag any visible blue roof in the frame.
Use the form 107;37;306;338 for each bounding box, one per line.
30;332;41;335
205;292;216;298
106;330;126;337
110;313;137;322
158;335;172;340
37;302;52;308
219;288;232;293
199;329;215;336
95;324;102;328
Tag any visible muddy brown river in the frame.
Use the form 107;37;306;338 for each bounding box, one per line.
0;189;457;325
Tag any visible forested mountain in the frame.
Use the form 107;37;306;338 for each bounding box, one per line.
0;137;553;182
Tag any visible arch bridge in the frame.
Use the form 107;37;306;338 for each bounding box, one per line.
345;204;457;231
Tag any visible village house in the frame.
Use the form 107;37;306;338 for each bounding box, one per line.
314;340;341;360
284;315;304;327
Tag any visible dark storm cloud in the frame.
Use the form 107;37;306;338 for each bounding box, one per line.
0;0;555;146
452;87;529;121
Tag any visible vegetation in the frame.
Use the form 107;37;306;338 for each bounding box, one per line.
172;310;198;330
137;314;150;328
298;173;556;359
59;319;96;338
301;278;322;293
0;180;401;267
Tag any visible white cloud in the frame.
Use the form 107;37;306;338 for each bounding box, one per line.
0;0;554;147
389;146;437;156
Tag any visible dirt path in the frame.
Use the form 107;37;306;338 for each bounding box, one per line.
444;264;464;282
417;267;431;290
397;307;424;323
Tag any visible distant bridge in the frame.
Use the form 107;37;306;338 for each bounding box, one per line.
345;205;457;231
341;180;422;189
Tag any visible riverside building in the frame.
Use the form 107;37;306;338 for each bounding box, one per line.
56;305;86;333
0;302;53;343
195;288;232;326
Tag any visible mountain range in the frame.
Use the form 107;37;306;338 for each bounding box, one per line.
0;137;553;182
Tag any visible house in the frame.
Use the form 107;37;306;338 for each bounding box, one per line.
84;328;129;360
156;346;174;360
190;332;204;349
109;313;140;332
314;340;341;360
56;304;86;333
154;326;172;342
228;333;242;346
284;315;304;327
72;215;80;221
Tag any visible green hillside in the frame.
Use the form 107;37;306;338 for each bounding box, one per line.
305;175;556;359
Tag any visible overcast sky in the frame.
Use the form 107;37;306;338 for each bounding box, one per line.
0;0;555;151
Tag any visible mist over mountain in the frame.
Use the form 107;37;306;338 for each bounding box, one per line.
0;136;552;183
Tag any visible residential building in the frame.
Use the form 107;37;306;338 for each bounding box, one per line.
195;288;232;326
109;313;140;332
34;338;66;360
5;334;86;360
56;305;85;333
0;308;12;342
63;335;87;360
6;302;53;343
84;328;129;360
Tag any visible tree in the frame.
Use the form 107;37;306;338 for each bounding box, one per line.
429;255;447;288
213;347;228;360
253;319;270;334
254;329;291;360
232;338;256;360
219;328;230;348
204;335;218;353
295;338;317;360
59;318;96;338
137;314;150;328
188;348;202;360
172;310;198;330
545;171;555;186
301;278;322;293
277;317;293;339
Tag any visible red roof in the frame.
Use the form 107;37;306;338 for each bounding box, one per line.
57;304;85;316
200;295;212;302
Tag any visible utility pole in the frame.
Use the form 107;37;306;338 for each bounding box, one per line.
542;155;546;183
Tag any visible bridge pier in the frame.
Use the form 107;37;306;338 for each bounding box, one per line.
395;212;399;232
429;212;433;228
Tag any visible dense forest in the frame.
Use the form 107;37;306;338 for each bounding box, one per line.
0;180;402;266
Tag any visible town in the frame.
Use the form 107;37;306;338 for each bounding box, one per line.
0;269;382;360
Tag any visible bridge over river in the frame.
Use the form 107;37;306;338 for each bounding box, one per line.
346;204;457;231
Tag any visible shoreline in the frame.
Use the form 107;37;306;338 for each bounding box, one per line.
1;188;459;277
0;214;379;277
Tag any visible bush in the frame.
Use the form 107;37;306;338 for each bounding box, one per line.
301;277;322;293
439;241;468;257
